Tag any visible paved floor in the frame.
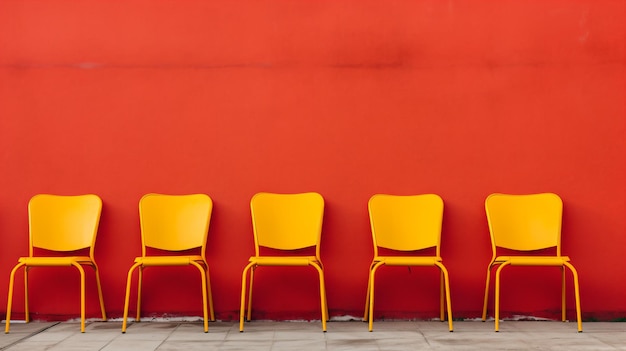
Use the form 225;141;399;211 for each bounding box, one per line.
0;320;624;350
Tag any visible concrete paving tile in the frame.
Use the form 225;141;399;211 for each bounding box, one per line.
156;340;222;351
376;338;432;350
226;329;275;340
119;322;177;340
100;338;164;351
22;330;72;342
47;340;112;350
324;329;378;341
2;340;60;350
369;330;424;339
212;340;273;351
325;339;380;351
271;339;327;351
0;322;57;349
167;329;228;342
86;321;125;331
273;329;326;340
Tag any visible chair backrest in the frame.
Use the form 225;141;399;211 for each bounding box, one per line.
485;193;563;253
368;194;444;256
250;192;324;254
139;194;212;254
29;194;102;254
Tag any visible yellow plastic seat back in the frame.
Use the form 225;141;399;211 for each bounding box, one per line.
139;194;212;252
369;194;443;253
29;194;102;252
251;192;324;252
485;193;563;252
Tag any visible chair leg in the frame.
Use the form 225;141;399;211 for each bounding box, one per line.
324;282;329;322
93;263;107;321
561;266;566;322
439;270;445;322
5;263;26;334
435;262;453;332
363;262;376;321
72;263;87;333
206;265;215;321
482;264;494;322
311;262;327;332
122;262;142;333
246;266;255;322
136;267;143;322
239;262;255;332
494;262;510;332
368;262;384;332
564;262;583;332
190;261;209;333
24;268;30;323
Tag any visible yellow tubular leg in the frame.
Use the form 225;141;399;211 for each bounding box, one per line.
363;262;376;321
368;262;384;332
5;263;26;334
74;263;86;333
240;262;255;332
246;266;255;322
564;262;582;332
24;268;30;323
312;263;327;332
494;262;510;332
136;267;143;322
93;264;107;321
435;262;453;332
206;265;215;321
190;261;209;333
122;262;142;333
439;270;445;322
482;264;494;321
561;267;566;322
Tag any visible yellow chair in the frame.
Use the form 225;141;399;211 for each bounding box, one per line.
481;193;582;332
240;192;328;332
122;194;214;333
364;194;453;332
5;194;107;333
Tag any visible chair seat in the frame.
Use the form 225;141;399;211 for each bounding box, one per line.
249;256;319;267
495;256;570;266
373;256;442;266
18;256;93;266
134;255;205;266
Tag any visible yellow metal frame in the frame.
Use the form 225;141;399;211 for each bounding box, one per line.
122;193;214;333
363;194;453;332
481;193;582;332
5;194;107;333
239;192;328;332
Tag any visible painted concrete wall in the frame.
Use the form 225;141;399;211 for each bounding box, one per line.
0;0;624;322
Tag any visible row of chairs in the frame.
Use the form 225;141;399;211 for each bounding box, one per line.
3;192;582;334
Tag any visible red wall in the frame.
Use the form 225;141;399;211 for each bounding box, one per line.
0;0;624;322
